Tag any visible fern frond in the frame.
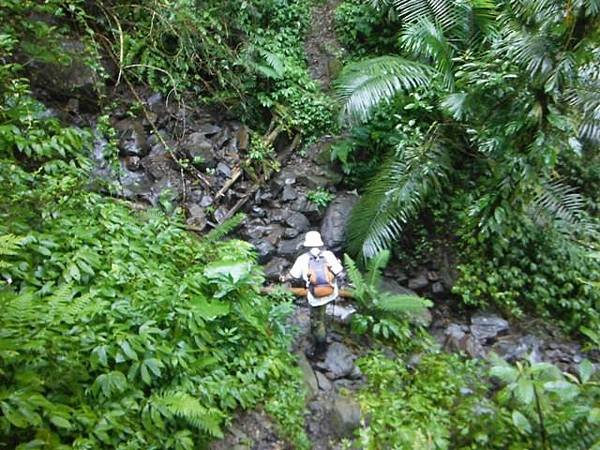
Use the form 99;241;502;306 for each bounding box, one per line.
366;249;390;288
0;234;24;256
344;253;366;299
530;178;593;236
374;293;433;315
335;56;433;124
202;213;245;244
155;392;224;438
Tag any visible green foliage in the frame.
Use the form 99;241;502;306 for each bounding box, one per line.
454;223;600;333
306;188;335;209
344;251;432;341
491;356;600;449
355;351;516;449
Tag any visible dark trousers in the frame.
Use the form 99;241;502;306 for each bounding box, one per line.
310;303;327;346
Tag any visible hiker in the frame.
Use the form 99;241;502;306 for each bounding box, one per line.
280;230;343;358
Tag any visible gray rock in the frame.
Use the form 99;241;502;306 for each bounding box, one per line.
216;162;231;177
443;324;486;358
186;204;207;231
277;236;304;257
326;303;357;324
315;371;333;392
197;123;222;136
181;132;216;167
213;206;228;223
253;240;276;262
297;353;319;401
316;342;357;379
284;228;299;239
493;334;543;363
331;395;361;438
408;273;429;291
320;193;358;252
200;195;213;207
29;39;102;111
269;209;290;223
431;281;445;295
114;118;148;157
282;185;298;201
264;257;290;281
470;313;509;344
286;211;310;232
123;156;141;171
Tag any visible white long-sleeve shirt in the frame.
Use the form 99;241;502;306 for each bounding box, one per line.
289;250;343;307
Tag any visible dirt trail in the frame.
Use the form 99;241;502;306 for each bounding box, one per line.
304;0;343;89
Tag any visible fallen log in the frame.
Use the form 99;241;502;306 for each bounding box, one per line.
261;285;354;298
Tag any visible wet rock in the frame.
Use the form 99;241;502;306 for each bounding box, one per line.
431;281;445;295
297;353;319;401
118;167;154;202
114;118;148;157
269;209;290;224
216;162;231;177
277;236;304;258
315;371;333;392
263;224;285;246
284;228;299;239
250;205;268;218
141;153;174;181
408;273;429;291
29;39;102;111
286;211;310;232
290;196;322;222
331;395;361;438
316;342;357;379
326;303;356;324
213;206;228;223
254;240;276;263
320;193;358;252
493;334;543;363
470;313;509;344
200;195;213;207
264;257;291;281
186;204;207;231
282;185;298;201
181;132;216;167
197;123;222;136
123;156;141;171
444;324;486;358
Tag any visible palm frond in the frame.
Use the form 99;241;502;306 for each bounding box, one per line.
530;178;596;237
346;127;452;259
335;56;433;124
400;18;455;89
566;62;600;144
344;253;366;299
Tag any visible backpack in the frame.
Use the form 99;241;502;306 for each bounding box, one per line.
308;252;335;297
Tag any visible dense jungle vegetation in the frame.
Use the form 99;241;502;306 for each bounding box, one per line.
1;0;599;448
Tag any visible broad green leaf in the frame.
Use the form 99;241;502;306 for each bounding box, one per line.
512;410;532;434
515;377;534;405
579;359;594;383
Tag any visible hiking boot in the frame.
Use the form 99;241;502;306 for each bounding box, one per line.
305;341;327;361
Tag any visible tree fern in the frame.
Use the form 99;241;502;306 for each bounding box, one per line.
202;213;245;244
335;56;433;124
0;234;23;269
374;293;433;315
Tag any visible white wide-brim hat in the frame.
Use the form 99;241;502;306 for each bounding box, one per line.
303;230;324;247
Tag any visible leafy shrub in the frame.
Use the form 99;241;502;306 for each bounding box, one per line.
454;224;600;334
306;188;334;209
491;356;600;449
356;352;516;449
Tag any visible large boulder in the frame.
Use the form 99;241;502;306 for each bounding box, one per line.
296;353;319;401
316;342;357;380
320;193;358;252
114;118;149;157
29;39;103;111
470;313;509;344
331;395;362;438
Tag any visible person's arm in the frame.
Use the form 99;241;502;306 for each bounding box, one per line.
280;255;305;282
324;251;344;278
